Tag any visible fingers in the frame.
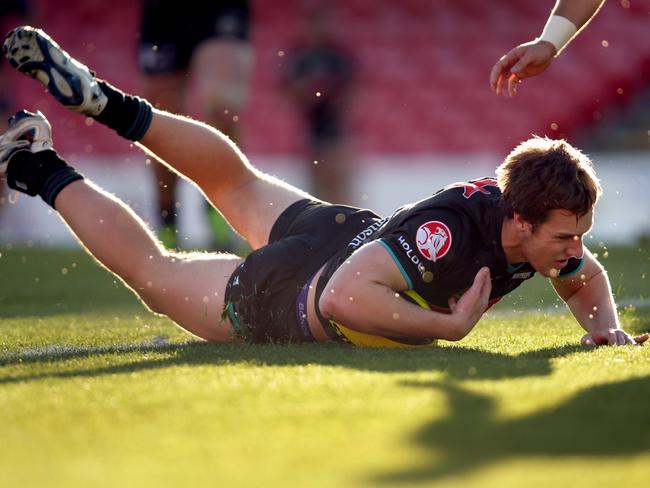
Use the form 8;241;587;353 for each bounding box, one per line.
489;58;509;92
471;267;492;311
610;329;640;345
479;267;492;301
582;330;648;347
491;42;556;97
490;52;517;95
470;267;491;295
494;70;522;98
447;296;457;312
613;330;628;346
474;266;489;282
509;54;531;76
449;267;492;318
496;65;514;97
595;332;610;345
506;75;520;97
490;47;526;96
581;334;595;346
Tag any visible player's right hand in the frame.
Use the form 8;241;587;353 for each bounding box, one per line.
581;330;650;346
489;40;557;97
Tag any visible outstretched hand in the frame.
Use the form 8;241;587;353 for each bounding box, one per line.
448;267;492;333
489;40;557;97
581;330;650;347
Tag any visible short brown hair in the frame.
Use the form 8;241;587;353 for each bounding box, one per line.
496;137;602;226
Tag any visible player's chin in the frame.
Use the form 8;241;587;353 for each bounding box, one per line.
537;262;565;278
549;260;570;277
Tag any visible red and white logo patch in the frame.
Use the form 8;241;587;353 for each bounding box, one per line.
415;221;452;262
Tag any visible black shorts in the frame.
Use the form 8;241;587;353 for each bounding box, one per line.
223;199;381;343
138;0;250;74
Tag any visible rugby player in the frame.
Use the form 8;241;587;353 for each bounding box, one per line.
1;26;646;348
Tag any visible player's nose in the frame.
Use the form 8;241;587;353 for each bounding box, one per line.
566;236;584;259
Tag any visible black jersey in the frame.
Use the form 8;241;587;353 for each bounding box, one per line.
316;177;583;325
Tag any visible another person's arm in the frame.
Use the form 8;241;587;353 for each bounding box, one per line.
319;241;492;341
551;248;649;346
489;0;606;97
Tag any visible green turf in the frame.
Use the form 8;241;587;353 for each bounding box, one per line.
1;246;649;488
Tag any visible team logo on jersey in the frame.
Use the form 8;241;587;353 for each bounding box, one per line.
415;221;452;262
448;178;498;199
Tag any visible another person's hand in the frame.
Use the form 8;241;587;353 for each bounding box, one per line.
581;329;650;346
489;40;557;97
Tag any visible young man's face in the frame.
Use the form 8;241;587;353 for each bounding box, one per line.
520;208;594;278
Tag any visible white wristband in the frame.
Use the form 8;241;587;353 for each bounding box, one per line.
539;15;578;55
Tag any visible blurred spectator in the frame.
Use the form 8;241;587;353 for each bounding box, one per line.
138;0;253;250
0;0;30;209
283;6;354;204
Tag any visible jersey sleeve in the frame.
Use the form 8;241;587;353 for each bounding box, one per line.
377;210;467;289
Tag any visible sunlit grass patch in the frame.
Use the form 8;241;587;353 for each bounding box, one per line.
1;247;649;487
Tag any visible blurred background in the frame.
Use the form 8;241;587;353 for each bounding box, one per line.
1;0;649;248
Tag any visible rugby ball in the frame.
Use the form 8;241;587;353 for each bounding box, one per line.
329;289;439;348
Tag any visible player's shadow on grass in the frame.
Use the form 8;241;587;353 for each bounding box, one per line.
371;376;650;484
0;340;586;384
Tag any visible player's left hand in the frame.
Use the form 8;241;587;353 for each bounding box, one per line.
581;329;650;346
489;40;557;97
447;267;492;336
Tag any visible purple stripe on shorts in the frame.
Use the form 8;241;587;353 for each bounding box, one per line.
295;272;317;342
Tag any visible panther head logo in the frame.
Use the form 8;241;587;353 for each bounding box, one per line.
416;221;452;262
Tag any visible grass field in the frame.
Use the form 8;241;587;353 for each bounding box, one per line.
1;244;649;488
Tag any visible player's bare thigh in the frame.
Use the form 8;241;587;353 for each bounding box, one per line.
190;39;319;249
147;251;244;342
214;168;317;249
139;110;317;249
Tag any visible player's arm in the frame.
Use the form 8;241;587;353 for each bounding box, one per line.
318;241;491;341
489;0;605;97
554;0;606;29
551;248;649;346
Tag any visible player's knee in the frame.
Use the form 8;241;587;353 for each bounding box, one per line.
134;280;172;317
138;296;166;316
121;253;175;308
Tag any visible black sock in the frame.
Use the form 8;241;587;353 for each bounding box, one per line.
6;150;84;208
94;80;153;141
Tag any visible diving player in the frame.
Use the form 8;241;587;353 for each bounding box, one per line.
1;26;646;347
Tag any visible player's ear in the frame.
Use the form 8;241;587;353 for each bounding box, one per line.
513;212;533;234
